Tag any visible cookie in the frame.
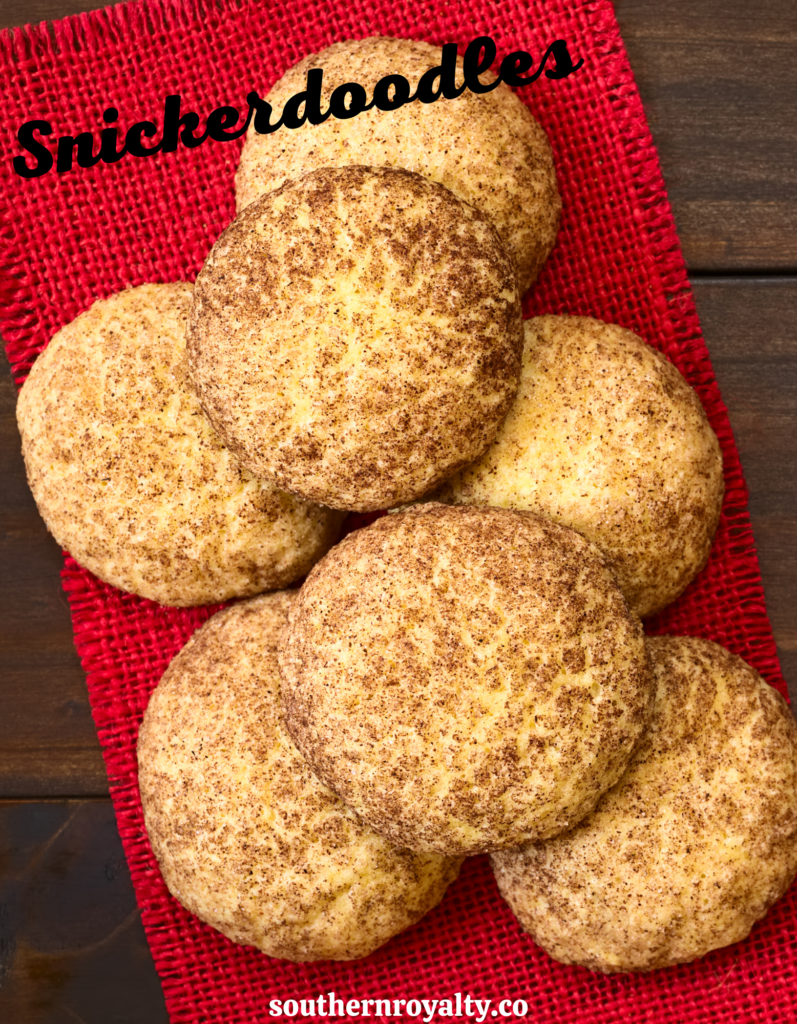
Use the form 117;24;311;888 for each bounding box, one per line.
279;503;653;857
491;636;797;973
437;316;725;617
189;165;523;511
235;35;561;291
16;283;343;606
137;591;462;962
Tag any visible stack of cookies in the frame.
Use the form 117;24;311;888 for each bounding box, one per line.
16;36;797;972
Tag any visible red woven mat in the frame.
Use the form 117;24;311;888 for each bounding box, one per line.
1;0;793;1021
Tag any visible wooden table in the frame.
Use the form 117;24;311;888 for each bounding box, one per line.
1;1;795;1019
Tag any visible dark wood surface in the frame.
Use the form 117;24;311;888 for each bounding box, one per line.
0;801;169;1023
1;1;795;1020
616;0;797;271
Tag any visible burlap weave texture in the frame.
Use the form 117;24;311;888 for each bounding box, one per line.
0;0;794;1021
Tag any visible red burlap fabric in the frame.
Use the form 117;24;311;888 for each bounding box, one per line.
1;0;793;1021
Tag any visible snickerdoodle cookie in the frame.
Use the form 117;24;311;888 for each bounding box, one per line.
138;591;462;962
235;36;560;291
189;166;523;512
491;636;797;973
437;316;724;617
16;283;343;606
279;503;653;857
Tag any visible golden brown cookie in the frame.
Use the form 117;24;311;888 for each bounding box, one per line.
137;591;462;962
491;636;797;973
189;165;523;512
236;36;560;291
279;503;653;857
16;283;343;606
437;316;725;618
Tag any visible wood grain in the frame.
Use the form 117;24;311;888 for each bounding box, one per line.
0;0;111;29
0;355;108;797
615;0;797;271
0;800;168;1024
696;278;797;696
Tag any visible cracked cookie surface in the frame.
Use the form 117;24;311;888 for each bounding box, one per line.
17;282;343;606
138;591;462;962
438;316;724;617
491;636;797;973
236;35;560;292
280;503;653;856
190;166;523;511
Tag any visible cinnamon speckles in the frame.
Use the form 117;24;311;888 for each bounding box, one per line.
16;283;344;606
137;592;462;962
491;636;797;973
236;36;561;292
437;315;725;617
188;166;523;511
279;503;653;857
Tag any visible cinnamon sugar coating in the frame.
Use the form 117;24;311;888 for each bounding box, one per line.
279;503;653;857
189;166;523;512
437;316;725;617
491;636;797;973
236;36;560;291
138;592;462;962
16;283;343;606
